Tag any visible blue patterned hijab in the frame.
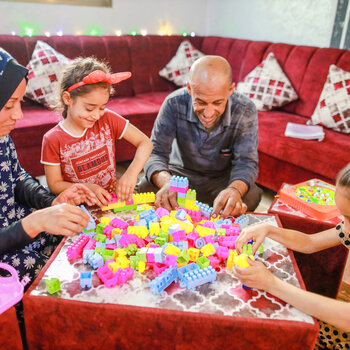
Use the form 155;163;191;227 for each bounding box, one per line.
0;48;28;111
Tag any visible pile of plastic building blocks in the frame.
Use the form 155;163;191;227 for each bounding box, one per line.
63;177;263;295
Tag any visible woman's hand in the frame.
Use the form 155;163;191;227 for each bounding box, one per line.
82;183;111;207
22;203;90;238
52;184;97;207
117;171;138;202
232;257;275;291
235;223;272;255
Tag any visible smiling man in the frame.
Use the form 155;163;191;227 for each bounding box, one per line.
139;55;261;218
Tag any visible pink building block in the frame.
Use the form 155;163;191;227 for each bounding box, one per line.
187;231;199;248
216;246;230;261
218;236;237;249
110;217;128;229
208;255;220;268
164;254;177;267
84;238;97;251
155;207;170;218
117;268;134;285
66;234;89;260
172;230;186;242
103;225;114;239
153;263;168;275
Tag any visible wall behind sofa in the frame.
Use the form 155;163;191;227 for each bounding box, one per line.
206;0;339;47
0;0;207;36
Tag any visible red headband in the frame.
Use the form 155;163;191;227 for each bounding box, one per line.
67;70;132;93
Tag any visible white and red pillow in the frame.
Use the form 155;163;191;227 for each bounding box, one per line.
25;40;70;108
308;64;350;134
236;52;298;111
159;40;204;87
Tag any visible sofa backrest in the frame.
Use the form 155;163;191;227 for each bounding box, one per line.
1;34;350;118
200;36;350;119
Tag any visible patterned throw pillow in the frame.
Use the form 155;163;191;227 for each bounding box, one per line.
308;65;350;134
25;40;70;108
159;40;204;87
236;52;298;111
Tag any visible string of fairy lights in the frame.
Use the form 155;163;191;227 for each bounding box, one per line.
9;24;196;38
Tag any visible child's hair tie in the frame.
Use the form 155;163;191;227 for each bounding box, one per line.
67;70;132;93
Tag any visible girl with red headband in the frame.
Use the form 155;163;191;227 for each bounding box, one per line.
41;57;153;207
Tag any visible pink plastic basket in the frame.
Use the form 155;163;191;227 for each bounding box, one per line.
0;263;26;314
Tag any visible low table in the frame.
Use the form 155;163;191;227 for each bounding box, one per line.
268;183;348;298
24;212;319;350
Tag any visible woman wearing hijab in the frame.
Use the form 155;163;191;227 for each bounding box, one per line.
0;47;97;285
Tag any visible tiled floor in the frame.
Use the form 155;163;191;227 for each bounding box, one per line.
37;162;349;301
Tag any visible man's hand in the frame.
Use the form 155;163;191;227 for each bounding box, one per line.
52;184;97;207
211;187;247;219
154;183;178;211
232;257;275;291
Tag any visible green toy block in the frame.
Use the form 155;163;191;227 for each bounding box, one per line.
159;231;169;243
185;189;196;200
177;197;185;208
196;255;210;269
177;249;190;264
95;247;106;256
95;233;107;243
45;278;61;295
242;243;253;256
114;204;137;213
154;237;166;247
126;244;138;255
136;250;147;262
130;255;140;270
258;243;264;255
96;223;107;235
102;249;114;262
216;228;226;236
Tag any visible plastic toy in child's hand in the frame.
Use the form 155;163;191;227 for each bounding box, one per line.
0;263;30;314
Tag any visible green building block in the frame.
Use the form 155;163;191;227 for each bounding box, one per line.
95;247;106;256
114;204;137;213
130;255;140;270
96;223;107;235
196;255;210;269
177;197;185;208
102;249;114;262
242;243;253;256
95;233;107;243
45;278;61;295
185;189;196;200
216;228;226;236
154;236;166;247
136;249;147;262
177;249;190;264
159;231;169;243
126;244;138;255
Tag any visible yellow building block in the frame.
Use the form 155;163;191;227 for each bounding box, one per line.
195;225;216;237
149;222;160;236
234;253;254;268
164;244;181;256
100;217;111;225
116;256;130;269
133;192;155;204
201;243;216;257
113;248;127;260
108;261;120;272
188;247;200;262
111;228;123;238
138;260;146;273
127;226;149;239
226;249;236;269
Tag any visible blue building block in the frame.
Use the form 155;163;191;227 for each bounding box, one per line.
89;253;104;269
79;205;96;232
179;266;217;290
83;250;94;264
177;262;199;280
95;242;106;248
149;267;178;295
171;241;188;251
80;271;92;289
196;201;213;217
235;214;249;229
175;209;187;221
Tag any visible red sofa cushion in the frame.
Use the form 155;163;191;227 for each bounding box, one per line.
258;110;350;180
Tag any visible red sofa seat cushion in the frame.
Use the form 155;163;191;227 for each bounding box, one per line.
258;111;350;181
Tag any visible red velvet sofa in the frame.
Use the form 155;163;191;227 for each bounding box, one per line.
0;34;349;191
